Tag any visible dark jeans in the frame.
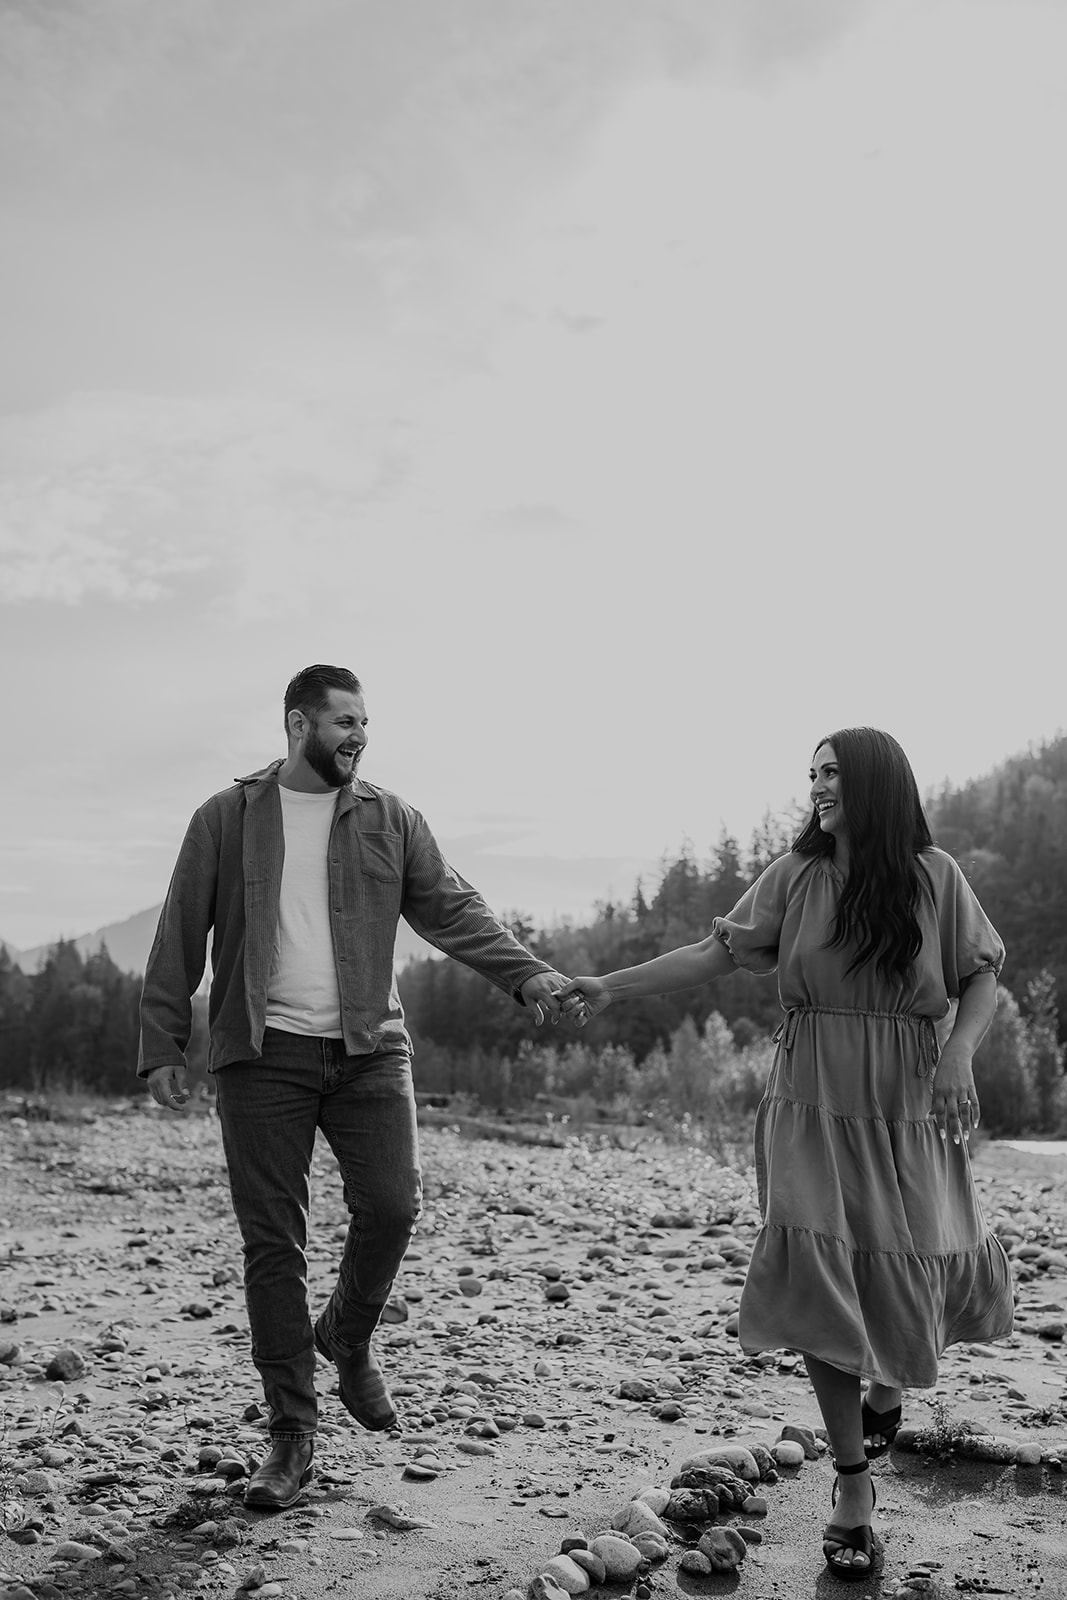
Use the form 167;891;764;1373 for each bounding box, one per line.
214;1029;422;1440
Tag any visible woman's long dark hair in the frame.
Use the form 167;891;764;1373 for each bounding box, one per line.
794;727;935;983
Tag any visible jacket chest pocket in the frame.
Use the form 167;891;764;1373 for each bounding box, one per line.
358;831;403;882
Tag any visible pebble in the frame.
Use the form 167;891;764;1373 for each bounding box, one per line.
968;1435;1022;1463
698;1525;748;1571
588;1534;643;1581
629;1531;669;1561
53;1540;103;1561
44;1348;86;1381
618;1376;658;1401
633;1485;670;1514
612;1499;670;1539
779;1422;820;1458
566;1549;606;1584
678;1444;761;1481
540;1554;590;1593
179;1301;213;1318
14;1472;58;1498
528;1577;570;1600
367;1504;435;1531
665;1486;714;1521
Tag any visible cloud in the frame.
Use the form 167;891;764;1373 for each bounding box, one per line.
476;504;577;546
0;383;427;610
5;0;1064;631
0;0;880;616
0;2;868;406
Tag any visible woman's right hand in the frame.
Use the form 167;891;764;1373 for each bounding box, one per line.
556;976;612;1026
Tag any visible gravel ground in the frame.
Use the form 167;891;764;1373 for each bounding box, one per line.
1;1100;1065;1600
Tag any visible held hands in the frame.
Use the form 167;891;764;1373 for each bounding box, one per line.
146;1062;191;1111
555;976;612;1028
520;971;568;1025
929;1043;980;1145
520;971;612;1026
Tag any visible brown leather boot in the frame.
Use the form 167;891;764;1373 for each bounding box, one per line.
314;1317;398;1431
243;1439;314;1509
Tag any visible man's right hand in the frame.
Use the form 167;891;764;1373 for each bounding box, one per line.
146;1063;191;1110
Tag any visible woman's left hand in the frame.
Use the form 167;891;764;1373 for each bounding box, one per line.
930;1043;980;1145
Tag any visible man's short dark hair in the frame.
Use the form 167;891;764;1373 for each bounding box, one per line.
283;665;362;732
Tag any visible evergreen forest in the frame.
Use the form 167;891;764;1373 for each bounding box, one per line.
2;735;1066;1138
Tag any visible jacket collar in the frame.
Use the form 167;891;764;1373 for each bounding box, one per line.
234;759;374;804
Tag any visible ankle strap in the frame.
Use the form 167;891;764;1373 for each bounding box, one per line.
833;1458;871;1475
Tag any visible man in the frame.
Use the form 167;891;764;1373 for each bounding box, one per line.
139;665;565;1509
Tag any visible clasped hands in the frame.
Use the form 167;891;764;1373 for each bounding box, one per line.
147;975;608;1111
519;972;609;1026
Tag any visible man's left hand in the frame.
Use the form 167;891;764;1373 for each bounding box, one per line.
520;971;566;1025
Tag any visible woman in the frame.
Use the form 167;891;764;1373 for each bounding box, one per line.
558;728;1013;1582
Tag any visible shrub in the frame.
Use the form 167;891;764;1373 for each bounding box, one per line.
972;985;1038;1135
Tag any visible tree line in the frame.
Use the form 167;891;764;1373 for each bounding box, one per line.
2;735;1066;1135
0;941;207;1099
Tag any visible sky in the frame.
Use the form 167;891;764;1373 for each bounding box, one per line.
2;0;1066;952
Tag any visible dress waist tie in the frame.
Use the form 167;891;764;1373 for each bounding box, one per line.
772;1004;941;1077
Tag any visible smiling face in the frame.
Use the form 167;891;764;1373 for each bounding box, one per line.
292;687;369;790
809;742;845;838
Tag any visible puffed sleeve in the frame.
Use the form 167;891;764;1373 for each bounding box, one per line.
711;854;796;975
933;851;1006;996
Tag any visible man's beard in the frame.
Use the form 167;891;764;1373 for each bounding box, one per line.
304;726;352;789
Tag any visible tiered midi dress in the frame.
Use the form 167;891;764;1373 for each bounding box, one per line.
713;846;1014;1388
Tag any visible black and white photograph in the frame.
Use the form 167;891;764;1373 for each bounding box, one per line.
2;4;1066;1597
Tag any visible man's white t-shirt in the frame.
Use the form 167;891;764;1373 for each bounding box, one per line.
265;786;344;1037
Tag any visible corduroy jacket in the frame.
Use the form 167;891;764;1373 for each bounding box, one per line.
137;761;555;1076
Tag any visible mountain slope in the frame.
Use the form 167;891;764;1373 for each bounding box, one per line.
12;903;435;976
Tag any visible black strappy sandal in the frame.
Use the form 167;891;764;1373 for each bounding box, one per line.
822;1458;878;1583
861;1395;902;1458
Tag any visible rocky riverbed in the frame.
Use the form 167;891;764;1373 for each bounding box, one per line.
1;1100;1065;1600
